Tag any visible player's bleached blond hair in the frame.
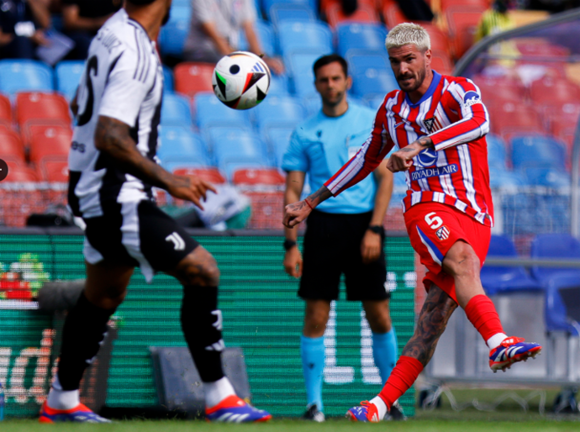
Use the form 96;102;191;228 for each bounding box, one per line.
385;23;431;52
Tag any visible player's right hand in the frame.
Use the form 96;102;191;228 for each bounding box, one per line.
283;247;303;278
167;175;217;210
283;200;312;228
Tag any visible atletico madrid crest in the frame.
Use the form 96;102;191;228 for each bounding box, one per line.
436;225;450;240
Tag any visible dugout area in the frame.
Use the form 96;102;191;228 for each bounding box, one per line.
0;228;415;419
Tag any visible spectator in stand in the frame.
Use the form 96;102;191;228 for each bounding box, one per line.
527;0;580;13
0;0;51;59
62;0;122;60
183;0;284;74
475;0;515;41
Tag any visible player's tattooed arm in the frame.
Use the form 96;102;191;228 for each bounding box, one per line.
401;284;458;366
387;136;434;172
95;116;216;209
282;185;332;228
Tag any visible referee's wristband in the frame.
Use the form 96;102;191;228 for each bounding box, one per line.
283;239;297;251
367;225;384;235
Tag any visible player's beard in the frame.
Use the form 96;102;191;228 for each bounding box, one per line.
322;89;346;108
397;65;427;93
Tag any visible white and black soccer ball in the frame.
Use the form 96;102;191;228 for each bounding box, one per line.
212;51;271;110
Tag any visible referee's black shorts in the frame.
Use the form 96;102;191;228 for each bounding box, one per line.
299;209;389;301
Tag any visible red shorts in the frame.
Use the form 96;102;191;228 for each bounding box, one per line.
405;203;491;303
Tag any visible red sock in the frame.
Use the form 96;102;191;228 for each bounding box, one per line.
464;294;504;342
378;356;423;409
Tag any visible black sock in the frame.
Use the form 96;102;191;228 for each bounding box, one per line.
57;292;115;391
181;286;225;383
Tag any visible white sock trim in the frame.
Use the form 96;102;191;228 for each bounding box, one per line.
370;396;387;420
46;376;80;410
204;376;236;409
487;333;508;349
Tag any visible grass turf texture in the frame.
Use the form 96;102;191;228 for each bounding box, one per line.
1;420;580;432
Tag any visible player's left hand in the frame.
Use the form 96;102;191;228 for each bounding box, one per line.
361;230;381;264
283;200;312;228
387;145;421;172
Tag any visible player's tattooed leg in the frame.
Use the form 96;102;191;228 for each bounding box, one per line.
401;284;458;366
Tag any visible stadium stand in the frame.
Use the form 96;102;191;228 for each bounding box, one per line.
55;61;85;100
530;234;580;285
336;23;388;57
193;93;251;129
250;95;305;129
163;65;175;93
173;167;227;184
0;60;53;95
325;2;379;28
278;20;333;55
16;92;72;144
381;0;407;29
161;93;193;127
158;127;209;171
232;168;285;185
285;49;329;97
445;4;486;59
238;20;277;58
0;93;12;127
346;51;398;98
269;3;317;26
29;127;73;164
0;129;26;163
39;158;69;183
159;14;190;57
511;135;566;171
174;63;214;97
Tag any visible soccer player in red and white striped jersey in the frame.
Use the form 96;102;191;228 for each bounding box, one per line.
283;23;542;422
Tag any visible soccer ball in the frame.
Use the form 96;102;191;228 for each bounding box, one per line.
212;51;271;110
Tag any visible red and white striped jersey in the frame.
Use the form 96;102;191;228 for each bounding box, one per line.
324;71;494;227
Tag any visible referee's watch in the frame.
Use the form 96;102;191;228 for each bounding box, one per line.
367;225;384;235
283;239;297;251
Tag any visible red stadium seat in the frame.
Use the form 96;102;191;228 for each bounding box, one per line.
38;157;69;182
530;77;580;106
431;51;454;75
232;168;285;186
471;75;526;104
490;102;545;142
440;0;488;12
446;5;486;59
326;3;379;28
15;92;71;130
423;24;452;56
4;164;38;182
382;1;407;29
320;0;375;17
21;123;72;147
550;103;580;149
173;167;227;184
29;127;73;163
0;93;12;127
0;129;26;161
174;63;214;97
515;39;569;58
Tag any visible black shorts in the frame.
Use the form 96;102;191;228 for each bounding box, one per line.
299;210;389;301
83;199;198;282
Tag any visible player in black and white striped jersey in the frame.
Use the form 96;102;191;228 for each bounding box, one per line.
40;0;271;424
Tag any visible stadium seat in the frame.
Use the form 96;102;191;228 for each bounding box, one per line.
0;60;53;95
238;20;277;58
336;23;388;57
232;168;285;185
159;11;190;57
490;103;544;141
268;74;291;95
39;157;69;182
346;51;397;97
173;167;226;184
0;129;25;161
488;169;526;189
262;0;317;19
530;233;580;285
471;75;526;104
15;92;72;133
4;164;38;182
22;123;72;148
163;65;174;93
0;93;12;127
325;3;379;28
530;77;580;107
430;51;454;76
422;23;452;56
29;127;73;163
250;95;305;128
161;93;193;126
269;3;316;26
285;50;330;97
364;95;386;110
486;134;508;170
511;135;566;171
55;60;85;100
382;1;407;29
277;21;333;56
158;126;210;168
193;93;251;129
481;235;543;296
446;5;486;59
174;63;214;97
209;128;270;178
521;167;570;188
262;125;295;167
544;274;580;334
440;0;487;11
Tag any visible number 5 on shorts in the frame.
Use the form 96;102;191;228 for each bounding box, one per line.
425;212;443;229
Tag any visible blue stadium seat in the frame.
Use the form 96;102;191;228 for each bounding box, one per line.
303;95;321;115
238;20;277;58
346;50;391;74
337;23;388;57
163;65;174;93
511;135;566;171
530;233;580;285
250;95;305;128
0;60;53;95
277;21;333;56
171;0;191;7
486;134;507;170
55;60;85;100
488;169;526;189
269;3;316;26
262;0;316;19
352;69;398;99
262;125;294;167
193;93;251;129
286;49;330;97
544;274;580;334
481;235;543;296
208;127;270;178
391;172;407;204
364;95;386;110
161;93;193;126
522;167;570;188
158;127;209;170
268;74;290;95
159;15;189;57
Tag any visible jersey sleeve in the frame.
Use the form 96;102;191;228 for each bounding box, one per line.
281;130;308;173
324;97;394;196
429;79;490;152
99;47;152;127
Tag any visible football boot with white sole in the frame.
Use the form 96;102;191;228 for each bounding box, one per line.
39;401;111;423
489;336;542;372
346;401;380;422
205;395;272;423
